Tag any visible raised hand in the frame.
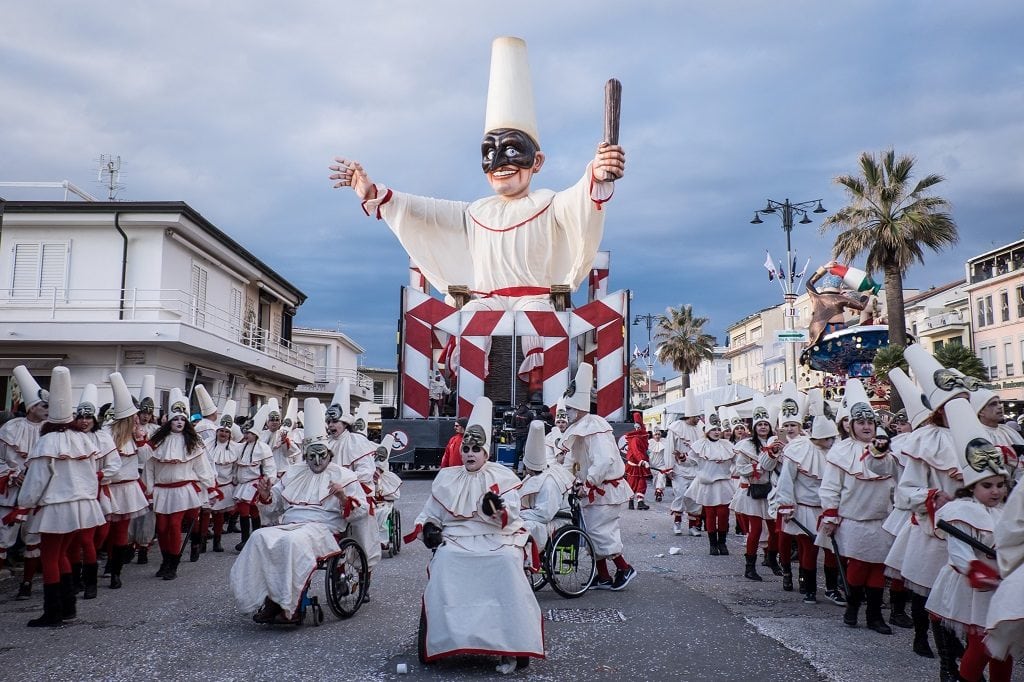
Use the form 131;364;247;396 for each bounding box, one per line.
593;143;625;182
328;157;376;201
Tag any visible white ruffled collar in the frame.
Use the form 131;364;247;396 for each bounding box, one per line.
209;441;238;465
28;429;97;460
149;433;204;463
281;463;357;506
430;462;523;518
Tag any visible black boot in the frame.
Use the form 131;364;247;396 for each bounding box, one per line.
709;534;720;556
801;568;817;603
59;573;77;620
251;515;262;531
82;563;98;600
27;583;63;628
189;532;201;563
136;545;149;564
888;589;913;628
235;517;251;552
101;552;111;577
226;513;240;534
109;546;127;589
213;536;224;553
864;587;893;634
155;551;171;579
781;563;794;592
744;554;763;581
764;550;784;576
717;532;729;556
162;555;179;581
70;562;84;594
823;566;847;605
843;585;864;627
931;621;959;682
628;498;635;510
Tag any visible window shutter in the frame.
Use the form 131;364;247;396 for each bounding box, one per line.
39;243;68;296
191;263;208;326
11;243;40;297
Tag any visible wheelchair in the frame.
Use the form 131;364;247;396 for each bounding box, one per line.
526;491;596;599
382;507;402;558
293;536;369;626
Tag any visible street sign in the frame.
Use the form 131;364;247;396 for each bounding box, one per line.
775;329;809;343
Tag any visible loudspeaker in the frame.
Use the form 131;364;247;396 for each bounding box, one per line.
381;406;396;420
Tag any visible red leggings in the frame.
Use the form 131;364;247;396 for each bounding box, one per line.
40;532;75;584
108;518;131;547
155;509;199;555
703;505;730;533
211;511;226;538
960;632;1013;682
795;534;838;570
65;527;98;565
235;501;261;518
844;558;886;588
93;521;109;553
741;515;778;556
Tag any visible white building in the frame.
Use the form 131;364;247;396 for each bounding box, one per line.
292;327;372;405
688;345;730;395
0;200;312;415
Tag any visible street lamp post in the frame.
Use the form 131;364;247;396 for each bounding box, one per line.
750;198;827;386
632;313;657;408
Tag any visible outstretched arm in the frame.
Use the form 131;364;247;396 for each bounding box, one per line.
328;157;376;201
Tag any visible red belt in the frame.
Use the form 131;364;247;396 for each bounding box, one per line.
476;286;551;298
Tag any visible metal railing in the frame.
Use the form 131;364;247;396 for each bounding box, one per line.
923;310;965;330
306;366;375;393
2;287;313;371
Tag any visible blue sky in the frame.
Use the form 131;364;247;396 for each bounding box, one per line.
3;1;1022;371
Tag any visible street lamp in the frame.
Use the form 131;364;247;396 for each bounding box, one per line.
750;198;827;385
632;313;657;407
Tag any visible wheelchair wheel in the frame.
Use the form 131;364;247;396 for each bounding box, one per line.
325;538;368;618
546;525;596;599
417;604;429;665
526;565;548;592
389;509;402;555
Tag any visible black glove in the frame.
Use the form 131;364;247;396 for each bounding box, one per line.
481;491;505;517
422;522;443;550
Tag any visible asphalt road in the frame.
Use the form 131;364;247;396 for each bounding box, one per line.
1;477;1018;681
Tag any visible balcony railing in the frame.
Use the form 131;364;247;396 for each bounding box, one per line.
2;287;313;371
305;366;375;393
923;310;967;331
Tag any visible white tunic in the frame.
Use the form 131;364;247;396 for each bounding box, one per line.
774;437;828;538
0;418;42;548
92;429;122;518
233;439;276;504
731;437;776;519
686;437;735;507
328;429;381;569
262;427;300;475
102;431;150;521
207;440;240;512
142;434;216;515
986;481;1024;660
520;467;572;548
19;429;105;534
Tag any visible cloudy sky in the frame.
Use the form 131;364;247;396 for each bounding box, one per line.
3;2;1022;371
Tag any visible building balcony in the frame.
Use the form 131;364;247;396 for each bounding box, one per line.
917;310;968;337
295;366;375;402
1;287;313;381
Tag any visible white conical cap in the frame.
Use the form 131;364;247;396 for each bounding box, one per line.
717;406;731;431
12;365;47;408
843;378;874;422
750;395;771;426
463;396;494;455
302;397;328;448
969;386;998;416
354;401;372;435
888;368;930;429
77;383;98;417
778;380;805;427
703;399;720;434
727;406;742;427
247;403;271;436
563;363;593;412
484;37;540;148
297;410;305;426
219;399;238;429
48;366;73;424
267;397;281;418
194;384;217;417
330;379;350;411
806;388;825;417
109;372;139;420
284;397;299;426
522;420;548;471
683;387;701;418
810;414;839;439
375;433;395;467
946;397;1008;488
169;388;189;417
905;343;971;412
138;374;156;402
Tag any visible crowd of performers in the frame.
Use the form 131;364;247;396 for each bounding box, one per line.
620;343;1022;682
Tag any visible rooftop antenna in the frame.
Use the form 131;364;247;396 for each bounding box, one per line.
96;154;125;200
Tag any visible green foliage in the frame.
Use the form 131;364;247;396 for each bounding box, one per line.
654;304;715;388
872;344;907;381
934;344;988;381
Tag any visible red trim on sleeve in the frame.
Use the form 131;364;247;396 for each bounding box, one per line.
361;188;392;219
403;523;423;545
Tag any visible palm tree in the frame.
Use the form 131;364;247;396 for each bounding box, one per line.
654;304;715;391
629;364;651;408
934;344;987;381
871;344;908;410
821;149;959;348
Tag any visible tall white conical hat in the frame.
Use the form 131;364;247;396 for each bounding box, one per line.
327;379;352;423
969;386;998;416
750;395;771;427
168;388;189;417
297;410;305;426
810;414;839;440
353;402;372;435
48;366;73;424
905;344;975;412
717;406;732;431
12;365;47;409
703;399;720;434
843;378;875;423
109;372;139;420
563;363;593;412
683;387;701;418
194;384;217;417
219;399;238;429
463;396;494;457
554;397;568;422
375;433;395;467
806;388;825;417
484;37;539;148
888;368;930;429
522;420;548;471
137;375;156;413
727;406;742;428
302;397;328;448
267;397;281;418
247;403;271;436
946;397;1008;488
76;383;99;418
778;381;805;427
284;397;299;426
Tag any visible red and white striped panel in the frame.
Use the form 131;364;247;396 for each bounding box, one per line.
515;310;570;407
456;310;513;418
401;288;458;418
571;291;627;421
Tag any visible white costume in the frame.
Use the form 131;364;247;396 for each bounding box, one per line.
986;480;1024;660
207;437;240;512
732;437;777;520
233;438;276;506
142;434;216;515
263;427;300;475
647;436;669;493
519;421;574;549
774;437;828;538
20;430;106;534
0;417;43;553
329;429;381;570
686;437;736;508
667;419;702;518
373;438;403;548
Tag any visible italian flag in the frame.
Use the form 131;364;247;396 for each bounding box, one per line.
828;264;881;295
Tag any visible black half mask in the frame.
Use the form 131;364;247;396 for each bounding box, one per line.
964;438;1004;475
481;128;538;174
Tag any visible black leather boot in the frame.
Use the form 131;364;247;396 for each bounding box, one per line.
27;583;63;628
59;573;77;620
189;531;202;563
843;585;864;627
82;563;98;600
162;555;179;581
109;546;127;589
801;568;817;603
226;513;240;534
213;536;224;553
823;566;846;605
717;532;729;556
709;534;720;556
744;554;763;581
763;550;784;576
70;562;84;594
865;587;893;634
155;551;171;579
136;545;149;564
781;563;794;592
889;589;914;628
235;517;251;552
931;621;959;682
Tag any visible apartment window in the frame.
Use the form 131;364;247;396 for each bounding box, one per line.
979;344;997;380
373;380;385;402
985;295;994;325
230;287;242;333
1006;340;1016;377
933;339;944;352
1021;338;1024;375
948;336;963;347
1001;290;1010;322
977;298;986;327
10;241;69;299
1017;285;1024;318
190;263;208;327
